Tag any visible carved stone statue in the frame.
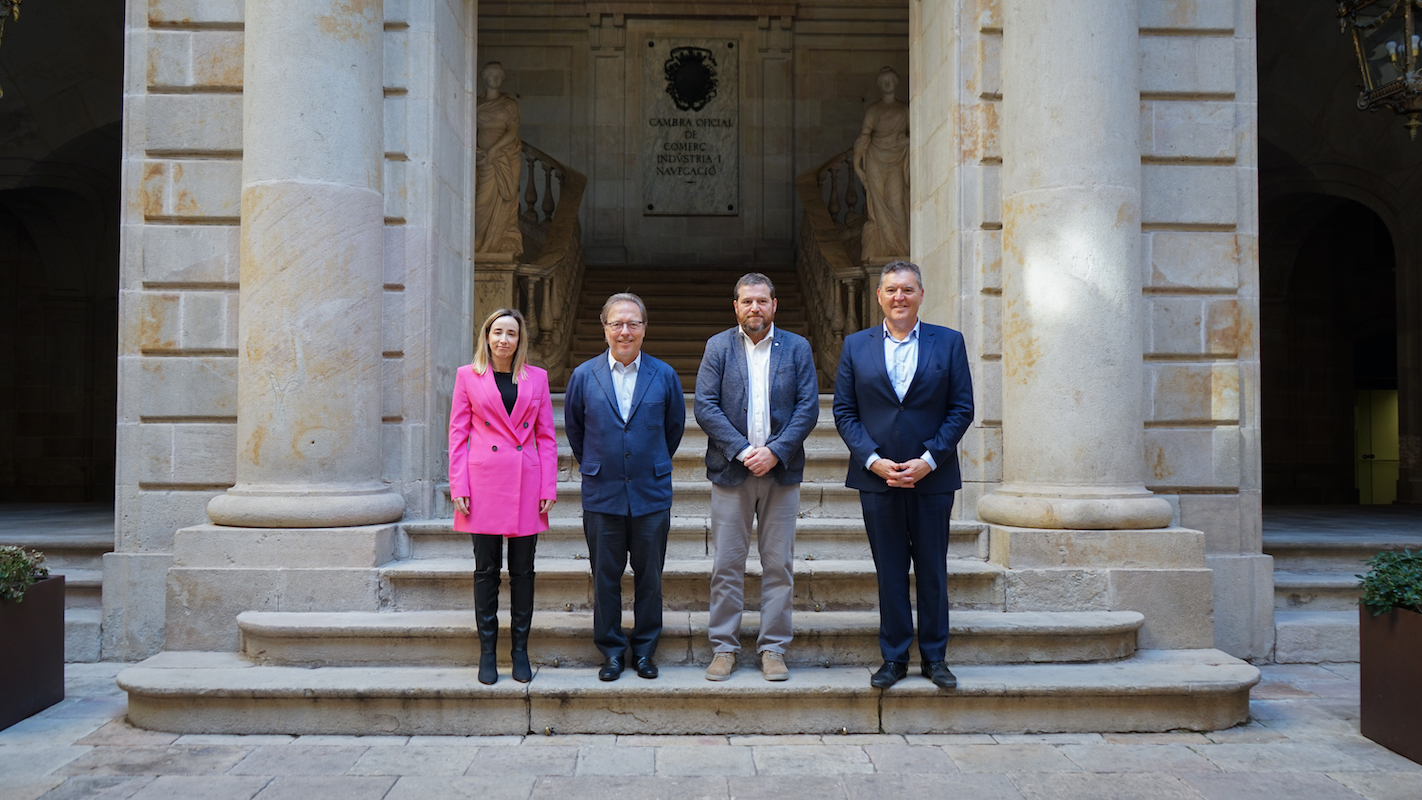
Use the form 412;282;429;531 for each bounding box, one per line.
853;67;910;261
474;62;523;258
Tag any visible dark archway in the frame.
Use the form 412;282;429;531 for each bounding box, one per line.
1261;192;1397;505
0;124;121;503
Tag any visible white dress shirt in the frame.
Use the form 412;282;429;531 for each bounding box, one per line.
736;324;775;462
608;351;641;421
867;320;938;472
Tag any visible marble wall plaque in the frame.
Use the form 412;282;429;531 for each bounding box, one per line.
642;38;740;216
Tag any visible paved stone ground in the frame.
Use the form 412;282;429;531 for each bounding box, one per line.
1;662;1419;799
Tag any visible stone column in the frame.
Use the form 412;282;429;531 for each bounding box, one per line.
206;0;404;528
977;0;1172;531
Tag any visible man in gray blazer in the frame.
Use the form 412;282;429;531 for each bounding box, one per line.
694;273;819;681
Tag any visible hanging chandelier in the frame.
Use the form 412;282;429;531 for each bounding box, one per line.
1338;0;1422;139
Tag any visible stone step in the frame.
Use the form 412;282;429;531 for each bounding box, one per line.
1262;538;1414;573
579;272;800;294
575;299;808;317
237;609;1144;668
580;275;800;290
117;648;1258;735
52;568;103;609
1273;610;1359;664
550;449;852;484
550;418;850;454
569;335;820;356
380;557;1007;613
65;608;102;663
551;391;837;420
0;532;113;572
403;513;986;562
1273;570;1361;612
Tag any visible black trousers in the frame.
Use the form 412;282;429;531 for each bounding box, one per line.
583;508;670;659
471;533;537;646
859;490;954;663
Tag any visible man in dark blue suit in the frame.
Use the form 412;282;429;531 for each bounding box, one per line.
565;293;686;682
832;261;975;689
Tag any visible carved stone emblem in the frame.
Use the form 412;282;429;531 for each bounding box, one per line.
663;47;718;112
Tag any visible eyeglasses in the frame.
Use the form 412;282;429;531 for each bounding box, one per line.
604;321;645;332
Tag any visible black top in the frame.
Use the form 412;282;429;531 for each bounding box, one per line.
493;370;517;415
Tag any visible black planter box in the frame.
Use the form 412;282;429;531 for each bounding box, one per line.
1360;604;1422;765
0;575;65;731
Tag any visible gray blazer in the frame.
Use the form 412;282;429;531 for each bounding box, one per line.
694;325;819;487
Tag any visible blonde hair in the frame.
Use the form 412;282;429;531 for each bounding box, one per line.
473;307;529;382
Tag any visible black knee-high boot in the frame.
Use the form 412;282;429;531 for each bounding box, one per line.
472;534;502;685
508;534;537;683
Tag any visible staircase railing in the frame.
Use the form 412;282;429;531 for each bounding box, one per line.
795;148;879;386
515;142;586;388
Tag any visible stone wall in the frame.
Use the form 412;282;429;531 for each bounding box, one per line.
479;2;908;265
110;0;1276;660
106;0;476;659
910;0;1270;659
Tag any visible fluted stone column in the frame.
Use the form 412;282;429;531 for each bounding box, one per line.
977;0;1172;531
207;0;404;528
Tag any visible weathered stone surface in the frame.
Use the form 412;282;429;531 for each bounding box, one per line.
116;653;1256;736
145;95;242;153
1145;232;1240;291
1139;35;1236;95
1107;569;1215;649
1142;165;1237;227
1273;611;1358;664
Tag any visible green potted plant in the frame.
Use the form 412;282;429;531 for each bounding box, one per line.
1358;549;1422;765
0;546;64;730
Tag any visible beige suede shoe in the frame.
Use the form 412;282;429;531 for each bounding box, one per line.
761;651;789;681
705;652;736;681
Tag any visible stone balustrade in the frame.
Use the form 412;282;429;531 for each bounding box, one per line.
475;142;586;387
794;147;879;388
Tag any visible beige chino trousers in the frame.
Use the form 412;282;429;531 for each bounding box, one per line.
708;476;800;654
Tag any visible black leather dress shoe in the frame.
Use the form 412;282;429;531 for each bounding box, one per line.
921;661;958;690
635;656;659;679
598;656;624;682
870;661;908;688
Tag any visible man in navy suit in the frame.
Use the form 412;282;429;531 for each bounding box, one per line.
565;293;686;681
832;261;975;690
694;273;819;682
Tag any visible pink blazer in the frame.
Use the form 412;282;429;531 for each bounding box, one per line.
448;364;557;536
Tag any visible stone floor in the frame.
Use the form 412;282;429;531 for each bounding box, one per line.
0;505;115;539
1263;505;1422;546
2;662;1418;800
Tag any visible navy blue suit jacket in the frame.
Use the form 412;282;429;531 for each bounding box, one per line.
564;351;686;516
832;322;975;494
693;326;819;487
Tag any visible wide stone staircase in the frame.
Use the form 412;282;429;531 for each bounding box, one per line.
0;504;113;662
120;391;1258;735
1267;512;1422;663
118;263;1257;735
560;265;813;392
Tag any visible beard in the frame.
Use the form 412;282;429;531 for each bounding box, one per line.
741;316;769;334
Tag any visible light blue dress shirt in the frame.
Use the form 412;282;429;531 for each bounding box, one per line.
866;320;938;472
609;351;641;421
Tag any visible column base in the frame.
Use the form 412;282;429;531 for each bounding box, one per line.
207;483;405;528
978;484;1174;530
165;522;399;650
989;525;1214;650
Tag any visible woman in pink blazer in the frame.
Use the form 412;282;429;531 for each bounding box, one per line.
449;307;557;684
